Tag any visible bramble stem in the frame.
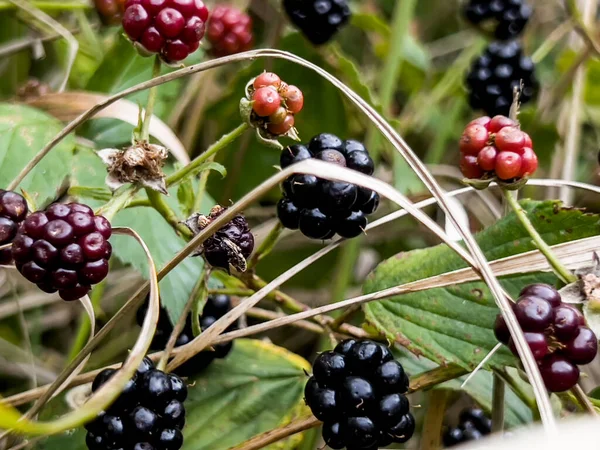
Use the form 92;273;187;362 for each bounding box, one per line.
140;56;162;141
0;0;89;11
571;384;598;416
191;270;210;337
166;123;249;187
95;186;138;220
502;189;576;284
145;189;192;238
492;372;505;432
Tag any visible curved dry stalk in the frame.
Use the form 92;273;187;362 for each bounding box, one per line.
0;227;159;435
227;416;320;450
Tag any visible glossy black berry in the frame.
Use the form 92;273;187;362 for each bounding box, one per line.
168;373;188;402
280;144;312;168
92;368;116;392
137;357;155;376
335;211;367;239
345;150;374;175
357;189;379;215
298;208;333;239
277;198;300;230
318;182;358;215
140;369;172;408
313;351;346;386
157;428;183;450
375;360;409;394
163;400;186;429
129;405;159;435
283;0;351;45
459;407;492;434
289;174;320;208
322;422;345;450
466;40;537;116
464;0;532;40
305;339;414;447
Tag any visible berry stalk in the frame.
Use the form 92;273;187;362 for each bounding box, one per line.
140;55;162;142
145;188;192;238
502;189;576;284
247;221;284;269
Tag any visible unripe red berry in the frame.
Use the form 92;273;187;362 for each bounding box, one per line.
459;124;489;156
488;115;517;133
460;153;484;179
282;85;304;114
269;107;288;125
520;147;538;177
495;151;522;180
253;72;281;89
267;114;295;135
477;146;497;171
207;5;253;56
523;132;533;149
252;87;281;117
467;116;491;129
495;126;526;153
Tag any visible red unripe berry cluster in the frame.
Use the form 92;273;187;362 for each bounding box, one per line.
494;284;598;392
122;0;209;63
250;72;304;136
459;115;538;181
206;5;252;56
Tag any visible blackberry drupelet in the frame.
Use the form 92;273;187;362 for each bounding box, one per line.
494;283;597;392
136;294;238;375
277;134;379;240
304;339;414;449
443;407;492;447
466;40;537;117
283;0;351;45
463;0;532;40
0;190;28;265
85;357;186;450
11;202;112;301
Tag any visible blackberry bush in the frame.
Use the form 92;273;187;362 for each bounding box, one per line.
136;294;237;375
0;190;28;265
11;202;112;301
459;115;538;182
283;0;351;45
443;407;491;447
304;339;414;449
122;0;209;63
466;40;537;117
85;357;186;450
206;5;253;56
494;283;597;392
277;133;379;239
463;0;532;40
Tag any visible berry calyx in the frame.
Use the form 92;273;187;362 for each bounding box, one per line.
12;202;111;301
122;0;208;62
206;5;253;56
304;339;414;448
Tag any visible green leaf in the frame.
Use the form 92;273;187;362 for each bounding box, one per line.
395;347;532;427
0;104;75;205
70;148;211;323
363;200;600;369
183;339;311;450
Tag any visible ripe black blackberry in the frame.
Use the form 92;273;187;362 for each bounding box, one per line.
304;339;414;449
277;134;379;240
0;190;28;265
443;407;491;447
282;0;351;45
464;0;532;40
494;283;597;392
137;294;237;375
85;357;186;450
11;202;112;301
466;40;537;117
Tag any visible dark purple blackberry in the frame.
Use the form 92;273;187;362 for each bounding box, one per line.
463;0;532;40
466;40;537;116
184;205;254;273
443;407;491;447
493;282;597;392
304;339;414;448
0;190;28;265
136;294;236;376
85;358;186;450
12;202;111;301
282;0;351;45
278;134;379;240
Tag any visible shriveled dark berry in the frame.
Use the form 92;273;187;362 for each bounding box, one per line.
315;149;346;167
